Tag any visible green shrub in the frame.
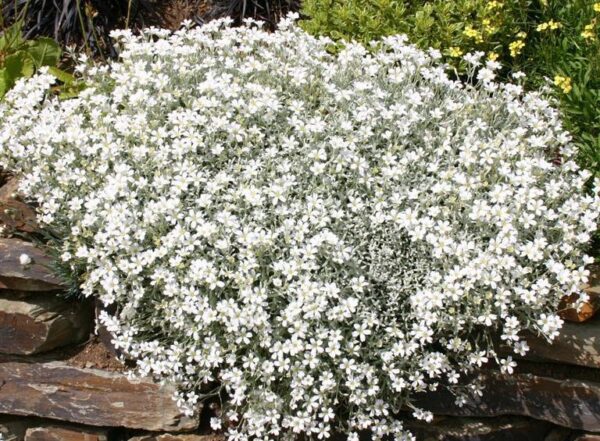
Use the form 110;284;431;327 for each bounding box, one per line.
300;0;529;61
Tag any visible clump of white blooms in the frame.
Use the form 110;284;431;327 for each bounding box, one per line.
1;15;599;441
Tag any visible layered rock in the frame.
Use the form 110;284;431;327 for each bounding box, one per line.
0;295;91;355
406;416;550;441
573;435;600;441
25;425;109;441
523;318;600;369
415;371;600;431
129;435;224;441
0;361;198;432
0;239;64;291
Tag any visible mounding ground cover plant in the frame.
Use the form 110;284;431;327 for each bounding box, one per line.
1;15;599;441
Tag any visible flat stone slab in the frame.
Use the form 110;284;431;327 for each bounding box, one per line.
0;296;91;355
129;435;224;441
0;361;198;432
573;436;600;441
25;425;109;441
523;317;600;369
0;239;65;291
415;371;600;431
407;416;550;441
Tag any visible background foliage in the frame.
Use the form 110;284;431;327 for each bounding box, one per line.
300;0;600;178
1;0;300;59
0;20;61;97
0;0;155;58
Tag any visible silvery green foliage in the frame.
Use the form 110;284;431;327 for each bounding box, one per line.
1;14;599;441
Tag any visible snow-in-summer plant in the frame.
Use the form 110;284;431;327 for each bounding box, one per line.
1;14;599;441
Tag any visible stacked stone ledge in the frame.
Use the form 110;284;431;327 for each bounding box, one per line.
1;175;600;441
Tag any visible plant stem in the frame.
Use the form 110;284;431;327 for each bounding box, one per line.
75;0;91;55
125;0;132;29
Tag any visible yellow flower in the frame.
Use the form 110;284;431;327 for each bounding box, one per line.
483;19;498;35
487;52;499;61
581;22;596;40
594;2;600;12
448;47;464;57
554;75;572;94
516;31;527;39
582;29;595;40
537;20;562;32
463;26;484;43
487;1;503;9
509;40;525;57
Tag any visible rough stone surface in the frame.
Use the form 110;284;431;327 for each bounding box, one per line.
0;296;91;355
522;317;600;369
415;371;600;431
129;435;224;441
0;178;38;234
25;425;109;441
0;361;198;432
572;436;600;441
407;416;550;441
0;239;65;291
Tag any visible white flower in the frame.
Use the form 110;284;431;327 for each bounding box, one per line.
477;68;496;83
19;253;32;266
500;356;517;374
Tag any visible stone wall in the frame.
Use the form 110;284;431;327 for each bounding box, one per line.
1;174;600;441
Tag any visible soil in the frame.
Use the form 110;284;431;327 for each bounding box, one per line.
0;168;10;187
62;336;128;372
136;0;209;30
